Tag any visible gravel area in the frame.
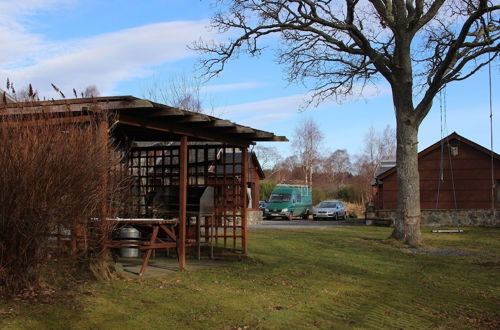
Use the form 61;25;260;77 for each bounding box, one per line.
250;219;365;230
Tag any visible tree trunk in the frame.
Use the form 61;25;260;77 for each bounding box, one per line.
391;116;422;246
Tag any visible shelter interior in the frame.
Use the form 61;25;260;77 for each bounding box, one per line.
0;96;286;273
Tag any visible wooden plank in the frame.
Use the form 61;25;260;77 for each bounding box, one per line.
179;135;188;270
118;114;250;148
241;148;248;255
138;243;177;249
159;224;177;241
0;115;92;128
146;107;184;117
177;114;210;123
139;225;159;276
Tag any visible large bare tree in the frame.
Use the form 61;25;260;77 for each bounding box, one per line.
194;0;499;246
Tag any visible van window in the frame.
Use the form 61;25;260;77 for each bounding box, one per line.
269;193;291;202
294;193;302;202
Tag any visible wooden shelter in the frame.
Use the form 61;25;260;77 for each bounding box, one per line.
0;96;286;273
373;132;500;211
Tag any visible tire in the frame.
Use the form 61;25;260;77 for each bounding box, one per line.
313;216;317;221
302;210;310;220
335;213;339;221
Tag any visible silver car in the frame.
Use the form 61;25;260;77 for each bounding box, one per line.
313;200;346;220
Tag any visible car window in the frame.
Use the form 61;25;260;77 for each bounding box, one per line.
269;193;291;202
319;201;336;208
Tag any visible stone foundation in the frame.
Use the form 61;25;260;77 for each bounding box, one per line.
247;210;263;225
375;209;500;227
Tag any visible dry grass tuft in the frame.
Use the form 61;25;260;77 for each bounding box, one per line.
0;109;127;295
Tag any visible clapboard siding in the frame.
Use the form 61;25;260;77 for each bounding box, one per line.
374;133;500;210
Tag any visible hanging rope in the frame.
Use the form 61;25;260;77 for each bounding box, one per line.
441;87;458;210
436;89;445;208
487;4;496;218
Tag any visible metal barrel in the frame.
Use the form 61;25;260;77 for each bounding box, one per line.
119;226;141;258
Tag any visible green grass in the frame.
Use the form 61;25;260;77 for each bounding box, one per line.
1;226;499;329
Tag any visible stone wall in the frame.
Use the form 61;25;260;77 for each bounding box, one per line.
375;209;500;227
247;210;263;225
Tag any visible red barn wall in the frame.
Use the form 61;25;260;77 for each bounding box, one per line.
379;139;500;210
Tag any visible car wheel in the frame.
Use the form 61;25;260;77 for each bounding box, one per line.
302;210;310;220
313;216;317;221
335;213;339;220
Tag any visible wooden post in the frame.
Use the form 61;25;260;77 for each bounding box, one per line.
241;147;248;255
179;135;188;269
98;117;109;262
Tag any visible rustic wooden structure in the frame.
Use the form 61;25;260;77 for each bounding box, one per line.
106;218;178;276
0;96;286;273
373;132;500;211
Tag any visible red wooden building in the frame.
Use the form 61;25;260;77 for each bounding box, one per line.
373;132;500;213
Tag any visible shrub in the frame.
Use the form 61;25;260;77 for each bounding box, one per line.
335;184;363;203
0;110;124;295
259;180;276;201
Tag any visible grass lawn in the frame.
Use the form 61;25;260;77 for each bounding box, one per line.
1;226;499;329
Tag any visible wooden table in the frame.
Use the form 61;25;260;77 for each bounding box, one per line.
106;218;179;276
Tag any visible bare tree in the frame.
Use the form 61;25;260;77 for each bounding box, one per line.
143;73;214;113
323;149;352;186
194;0;499;246
364;125;397;165
83;85;100;98
353;125;397;205
292;117;324;187
254;145;283;170
273;154;303;183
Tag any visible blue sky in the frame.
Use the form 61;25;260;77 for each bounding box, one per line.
0;0;498;158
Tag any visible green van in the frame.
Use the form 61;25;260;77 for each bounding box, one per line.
264;184;312;220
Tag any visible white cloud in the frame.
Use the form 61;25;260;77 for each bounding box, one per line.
0;0;75;67
202;81;267;93
216;93;309;116
239;112;294;127
215;84;389;128
0;1;213;97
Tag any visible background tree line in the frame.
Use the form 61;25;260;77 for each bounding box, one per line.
256;122;396;207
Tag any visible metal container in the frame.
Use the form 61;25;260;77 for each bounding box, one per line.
119;226;141;258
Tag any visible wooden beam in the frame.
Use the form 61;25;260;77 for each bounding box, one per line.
177;113;210;123
118;114;250;147
241;148;248;255
219;126;256;134
179;135;188;270
208;119;236;128
0;97;154;116
146;106;184;117
0;115;92;128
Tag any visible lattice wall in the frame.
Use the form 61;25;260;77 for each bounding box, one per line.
122;143;247;253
